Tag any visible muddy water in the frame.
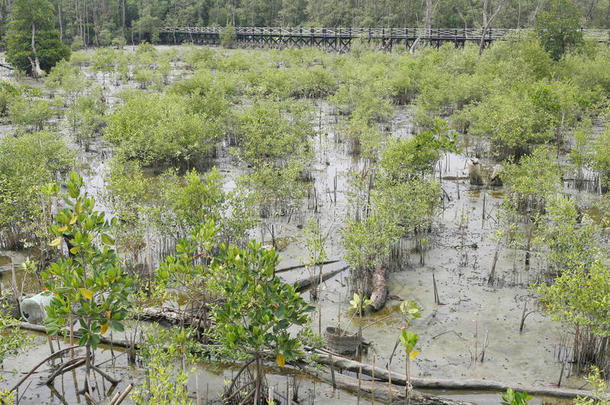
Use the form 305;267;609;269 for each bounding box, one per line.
272;106;584;396
0;46;603;403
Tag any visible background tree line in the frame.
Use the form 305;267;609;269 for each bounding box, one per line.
0;0;607;47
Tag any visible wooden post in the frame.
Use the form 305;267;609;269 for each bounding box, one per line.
337;292;341;334
387;363;392;403
371;355;375;405
330;352;336;389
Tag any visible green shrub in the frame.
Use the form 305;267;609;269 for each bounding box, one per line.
0;81;21;117
236;100;314;167
66;89;107;149
105;92;222;168
8;92;55;131
220;25;237;48
463;90;555;159
0;131;74;248
111;35;127;49
70;36;84;51
536;0;583;60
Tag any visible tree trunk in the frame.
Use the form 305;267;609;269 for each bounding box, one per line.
410;0;439;52
301;364;473;404
478;0;505;56
122;0;126;37
29;22;43;78
57;0;63;42
313;350;602;399
367;264;387;312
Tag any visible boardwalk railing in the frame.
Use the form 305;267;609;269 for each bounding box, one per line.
158;26;610;50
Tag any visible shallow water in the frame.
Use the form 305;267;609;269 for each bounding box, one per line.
0;45;606;403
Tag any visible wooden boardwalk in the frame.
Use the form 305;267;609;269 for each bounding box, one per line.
159;26;610;50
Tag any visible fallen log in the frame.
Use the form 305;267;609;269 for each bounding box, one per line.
313;349;597;400
14;325;598;400
275;259;341;274
294;266;349;293
135;306;201;326
18;322;136;350
367;264;387;312
300;363;472;405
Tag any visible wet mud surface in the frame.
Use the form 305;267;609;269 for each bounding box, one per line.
0;46;603;404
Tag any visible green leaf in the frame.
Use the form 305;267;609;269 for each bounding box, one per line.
89;334;101;350
101;233;114;245
109;320;124;332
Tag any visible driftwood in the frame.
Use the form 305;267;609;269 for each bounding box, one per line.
301;364;472;404
135;306;200;326
275;259;341;274
468;158;484;186
109;383;134;405
294;266;349;293
313;349;598;400
18;322;136;350
14;324;599;401
367;264;387;312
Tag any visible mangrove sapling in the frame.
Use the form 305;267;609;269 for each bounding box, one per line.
463;89;556;160
342;112;384;158
590;127;610;193
535;196;609;374
240;160;305;244
349;292;372;346
574;367;610;405
342;213;400;296
92;47;117;85
500;388;532;405
66;88;107;150
387;301;422;372
0;296;32;372
105;91;223;169
130;325;196;405
0;130;74;250
156;220;218;341
302;217;329;301
0;81;21;117
8;91;55;131
498;146;562;279
568;120;594;191
159;168;257;247
104;157;159;270
399;329;420;402
42;172;133;395
207;241;314;404
44;60;88;104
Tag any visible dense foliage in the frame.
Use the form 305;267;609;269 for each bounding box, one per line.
0;28;608;402
43;172;133;389
6;0;70;75
0;130;74;249
0;0;608;51
105;91;222;169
